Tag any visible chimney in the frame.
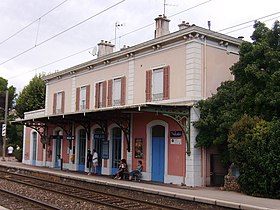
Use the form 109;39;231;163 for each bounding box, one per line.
178;21;190;30
154;15;170;38
97;40;115;57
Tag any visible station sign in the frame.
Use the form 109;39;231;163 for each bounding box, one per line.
170;130;182;137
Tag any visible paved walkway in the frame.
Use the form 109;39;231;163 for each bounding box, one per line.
0;159;279;210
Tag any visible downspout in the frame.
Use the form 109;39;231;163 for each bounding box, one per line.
204;37;207;98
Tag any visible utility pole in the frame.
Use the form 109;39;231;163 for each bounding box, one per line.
2;90;8;161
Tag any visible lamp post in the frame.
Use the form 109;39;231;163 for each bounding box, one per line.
2;90;8;161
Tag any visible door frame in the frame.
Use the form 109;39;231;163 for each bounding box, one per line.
146;120;168;182
107;123;123;176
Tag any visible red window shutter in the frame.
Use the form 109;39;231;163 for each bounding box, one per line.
76;87;80;111
107;79;113;107
95;83;99;109
121;76;126;105
102;81;107;107
53;93;57;114
163;66;170;100
61;91;65;113
146;70;152;102
86;85;90;109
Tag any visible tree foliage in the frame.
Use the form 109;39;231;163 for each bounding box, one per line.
194;20;280;197
15;74;46;118
228;115;280;198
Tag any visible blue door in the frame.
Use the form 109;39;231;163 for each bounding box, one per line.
78;129;86;171
112;127;122;175
151;125;165;182
94;128;104;174
54;135;62;168
32;132;37;166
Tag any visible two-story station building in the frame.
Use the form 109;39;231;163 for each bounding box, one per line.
17;15;242;187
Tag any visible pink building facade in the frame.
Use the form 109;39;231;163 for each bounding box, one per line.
19;16;242;186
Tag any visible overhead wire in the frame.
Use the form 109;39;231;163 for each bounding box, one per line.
0;0;70;47
5;2;280;81
6;0;213;80
0;0;126;66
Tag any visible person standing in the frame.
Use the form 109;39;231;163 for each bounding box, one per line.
7;146;14;161
92;149;98;174
86;149;93;175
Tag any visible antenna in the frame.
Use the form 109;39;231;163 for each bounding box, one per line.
114;21;125;50
89;46;97;56
163;0;177;16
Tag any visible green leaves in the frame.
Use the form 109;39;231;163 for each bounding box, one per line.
15;74;46;118
194;20;280;197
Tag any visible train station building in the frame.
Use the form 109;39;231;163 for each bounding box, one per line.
16;15;242;187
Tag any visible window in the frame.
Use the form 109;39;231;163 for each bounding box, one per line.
80;86;86;110
153;68;164;100
113;78;121;106
107;76;126;107
146;66;170;102
95;81;107;108
56;92;63;113
76;85;90;111
98;82;103;107
53;91;65;114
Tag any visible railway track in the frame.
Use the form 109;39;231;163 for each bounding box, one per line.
0;188;60;210
0;170;187;210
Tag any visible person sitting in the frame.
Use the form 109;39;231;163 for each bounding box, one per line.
114;159;127;180
129;160;143;180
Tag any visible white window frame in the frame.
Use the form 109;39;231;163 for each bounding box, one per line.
56;92;63;114
152;68;164;101
113;78;121;106
98;82;103;108
80;86;86;110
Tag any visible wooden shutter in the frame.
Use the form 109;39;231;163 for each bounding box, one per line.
53;93;57;114
121;76;126;105
163;65;170;100
76;87;80;111
107;79;113;107
102;81;107;107
86;85;90;109
61;91;65;113
146;70;152;102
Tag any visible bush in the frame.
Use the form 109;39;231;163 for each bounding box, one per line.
228;115;280;198
13;148;23;162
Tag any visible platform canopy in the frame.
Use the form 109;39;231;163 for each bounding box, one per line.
12;103;192;154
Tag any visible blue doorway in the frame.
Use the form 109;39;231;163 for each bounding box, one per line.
151;125;165;182
111;127;122;175
78;129;86;171
93;128;104;174
32;132;37;166
54;133;62;168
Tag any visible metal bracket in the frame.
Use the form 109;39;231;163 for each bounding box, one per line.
25;121;49;144
112;113;131;152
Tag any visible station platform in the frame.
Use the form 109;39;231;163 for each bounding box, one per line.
0;159;279;210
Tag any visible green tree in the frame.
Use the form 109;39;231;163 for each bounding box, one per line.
194;21;280;197
15;74;46;118
0;77;18;153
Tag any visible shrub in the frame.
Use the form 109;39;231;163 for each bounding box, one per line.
228;115;280;198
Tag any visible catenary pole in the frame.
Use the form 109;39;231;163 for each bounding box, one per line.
2;90;8;161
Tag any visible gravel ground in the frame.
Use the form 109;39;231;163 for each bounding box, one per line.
0;179;114;210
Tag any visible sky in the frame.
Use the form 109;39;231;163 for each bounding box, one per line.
0;0;279;93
